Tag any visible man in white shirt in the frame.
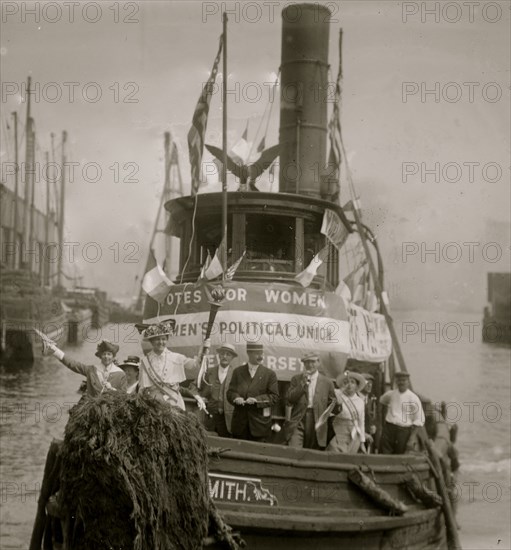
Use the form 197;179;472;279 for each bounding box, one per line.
379;371;425;454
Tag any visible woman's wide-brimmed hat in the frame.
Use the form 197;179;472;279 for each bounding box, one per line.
142;320;176;340
120;356;141;370
336;370;366;392
95;340;119;358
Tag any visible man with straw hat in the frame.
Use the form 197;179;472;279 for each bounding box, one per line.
138;320;208;412
284;352;338;450
200;343;238;437
44;339;127;396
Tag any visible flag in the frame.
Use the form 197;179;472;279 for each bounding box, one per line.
257;136;265;153
142;249;173;303
294;246;329;288
315;400;337;431
230;121;251;165
225;250;246;280
335;279;352;302
343;260;367;297
326;29;343;203
352;268;369;306
321;209;349;250
187;36;223;196
204;245;224;280
196;355;209;390
197;250;212;282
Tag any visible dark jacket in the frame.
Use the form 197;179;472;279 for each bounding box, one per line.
227;363;279;439
283;372;337;447
200;365;235;433
62;356;127;396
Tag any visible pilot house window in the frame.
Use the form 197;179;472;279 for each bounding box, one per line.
245;214;295;272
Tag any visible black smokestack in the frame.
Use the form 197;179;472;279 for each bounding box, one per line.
279;3;331;197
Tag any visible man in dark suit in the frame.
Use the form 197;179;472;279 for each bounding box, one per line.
284;352;338;450
227;342;279;442
200;343;238;437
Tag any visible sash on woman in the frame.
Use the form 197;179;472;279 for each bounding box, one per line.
141;356;186;410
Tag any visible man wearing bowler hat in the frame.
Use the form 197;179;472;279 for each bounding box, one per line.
284;352;338;450
227;342;279;442
200;343;238;437
380;371;425;454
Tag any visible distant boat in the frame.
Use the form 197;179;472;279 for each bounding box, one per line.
483;272;511;344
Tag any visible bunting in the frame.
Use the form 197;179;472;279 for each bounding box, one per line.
294;246;330;288
142;249;173;303
204;244;224;280
321;209;349;250
225;250;246;280
197;250;212;282
187;36;223;195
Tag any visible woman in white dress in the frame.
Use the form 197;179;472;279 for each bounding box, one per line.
327;371;367;454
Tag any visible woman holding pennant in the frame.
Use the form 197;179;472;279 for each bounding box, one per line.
39;329;127;397
327;371;371;454
138;320;208;412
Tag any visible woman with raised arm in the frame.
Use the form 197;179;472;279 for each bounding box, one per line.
327;371;369;454
45;339;127;396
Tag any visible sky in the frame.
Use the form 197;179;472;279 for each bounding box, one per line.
1;0;509;310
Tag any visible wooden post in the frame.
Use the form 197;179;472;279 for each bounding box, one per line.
418;429;462;550
29;439;62;550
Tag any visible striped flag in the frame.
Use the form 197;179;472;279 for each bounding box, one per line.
321;208;349;250
326;29;343;203
187;36;223;196
225;250;246;280
294;246;330;288
142;249;173;303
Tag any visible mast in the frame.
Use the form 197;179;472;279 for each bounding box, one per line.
164;132;171;274
44;151;50;286
221;12;228;272
57;130;67;288
12;111;19;269
22;76;32;269
28;122;36;276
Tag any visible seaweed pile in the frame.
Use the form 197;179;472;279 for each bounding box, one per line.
58;392;212;550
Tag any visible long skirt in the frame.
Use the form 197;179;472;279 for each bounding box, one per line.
327;418;361;453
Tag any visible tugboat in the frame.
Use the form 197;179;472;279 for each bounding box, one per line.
141;4;460;549
30;4;461;549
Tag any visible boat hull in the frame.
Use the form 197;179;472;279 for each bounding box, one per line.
206;435;447;549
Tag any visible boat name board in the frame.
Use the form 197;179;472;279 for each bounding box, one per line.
208;473;278;506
